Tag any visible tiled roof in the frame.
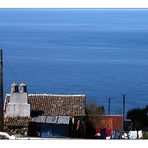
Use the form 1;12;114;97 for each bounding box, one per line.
4;93;86;126
4;117;31;127
28;94;86;116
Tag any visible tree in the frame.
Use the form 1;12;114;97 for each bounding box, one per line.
85;101;105;138
126;105;148;130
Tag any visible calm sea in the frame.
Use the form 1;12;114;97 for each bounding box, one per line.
0;9;148;114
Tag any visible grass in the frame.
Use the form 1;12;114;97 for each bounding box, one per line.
143;132;148;139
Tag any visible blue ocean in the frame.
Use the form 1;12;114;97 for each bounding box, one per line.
0;9;148;114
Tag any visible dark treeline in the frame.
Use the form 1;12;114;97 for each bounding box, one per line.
126;105;148;130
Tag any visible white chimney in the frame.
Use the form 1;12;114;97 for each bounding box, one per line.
19;82;27;93
11;82;18;93
5;82;30;117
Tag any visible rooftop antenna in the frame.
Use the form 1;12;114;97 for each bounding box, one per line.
0;49;3;131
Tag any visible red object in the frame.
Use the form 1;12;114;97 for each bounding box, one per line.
96;128;101;133
106;128;111;136
97;115;122;131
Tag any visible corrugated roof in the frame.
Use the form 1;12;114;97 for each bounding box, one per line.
57;116;70;124
31;116;70;124
46;116;58;123
32;116;46;123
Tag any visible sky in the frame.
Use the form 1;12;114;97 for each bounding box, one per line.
0;0;148;8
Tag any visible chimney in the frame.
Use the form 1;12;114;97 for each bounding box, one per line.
19;82;27;93
5;82;30;117
11;82;19;93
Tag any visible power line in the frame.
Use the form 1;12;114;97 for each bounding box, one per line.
4;57;21;82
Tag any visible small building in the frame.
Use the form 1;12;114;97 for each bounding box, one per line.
3;82;86;138
97;115;123;131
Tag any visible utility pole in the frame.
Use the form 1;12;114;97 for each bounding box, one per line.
122;94;126;131
108;98;111;115
0;49;3;131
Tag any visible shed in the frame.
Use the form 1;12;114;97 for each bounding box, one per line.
97;115;123;131
31;116;71;138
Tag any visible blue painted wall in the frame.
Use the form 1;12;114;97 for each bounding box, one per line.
41;124;69;138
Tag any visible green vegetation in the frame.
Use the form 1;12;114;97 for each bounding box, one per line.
126;105;148;130
143;132;148;139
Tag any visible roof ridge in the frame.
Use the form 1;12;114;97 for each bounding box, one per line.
28;94;85;97
6;93;86;96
